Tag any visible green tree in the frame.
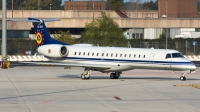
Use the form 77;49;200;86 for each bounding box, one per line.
53;30;78;44
109;0;124;10
18;0;63;10
81;12;128;47
142;0;158;10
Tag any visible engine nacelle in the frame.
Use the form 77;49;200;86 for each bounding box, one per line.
37;44;68;58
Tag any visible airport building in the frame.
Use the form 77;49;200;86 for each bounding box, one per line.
0;0;199;39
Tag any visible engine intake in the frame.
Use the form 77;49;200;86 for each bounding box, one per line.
60;46;68;56
37;44;68;58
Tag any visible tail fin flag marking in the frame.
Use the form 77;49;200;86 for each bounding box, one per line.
35;31;43;46
30;18;69;46
9;18;69;46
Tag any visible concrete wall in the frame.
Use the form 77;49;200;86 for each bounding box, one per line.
1;10;200;30
128;11;158;18
64;1;106;10
158;0;197;18
3;10;120;19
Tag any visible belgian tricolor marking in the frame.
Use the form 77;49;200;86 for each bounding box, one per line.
36;32;43;46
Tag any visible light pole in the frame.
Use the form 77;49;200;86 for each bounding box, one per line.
49;4;51;10
12;0;13;18
166;0;168;49
1;0;7;68
162;14;167;49
93;0;94;22
38;0;40;17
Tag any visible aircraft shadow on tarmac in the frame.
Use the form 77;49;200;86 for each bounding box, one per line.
58;74;200;81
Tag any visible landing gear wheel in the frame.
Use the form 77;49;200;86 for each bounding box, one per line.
114;76;119;79
110;73;115;79
183;76;186;80
85;76;90;79
81;73;85;79
110;73;120;79
180;76;186;81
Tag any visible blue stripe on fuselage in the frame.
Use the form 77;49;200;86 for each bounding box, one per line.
52;57;194;66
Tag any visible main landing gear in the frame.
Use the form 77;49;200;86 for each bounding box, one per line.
180;73;187;81
81;69;91;79
110;72;121;79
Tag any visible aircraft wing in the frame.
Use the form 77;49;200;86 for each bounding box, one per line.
19;61;111;69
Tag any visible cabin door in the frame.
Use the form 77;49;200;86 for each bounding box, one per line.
149;53;155;67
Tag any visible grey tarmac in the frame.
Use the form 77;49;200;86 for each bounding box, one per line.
0;66;200;112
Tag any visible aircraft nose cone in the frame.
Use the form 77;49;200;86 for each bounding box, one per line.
189;63;196;71
191;64;197;71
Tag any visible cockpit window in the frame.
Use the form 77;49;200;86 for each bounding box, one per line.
165;54;171;59
172;53;184;58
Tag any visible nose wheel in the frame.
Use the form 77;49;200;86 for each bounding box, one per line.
180;73;187;81
180;76;186;81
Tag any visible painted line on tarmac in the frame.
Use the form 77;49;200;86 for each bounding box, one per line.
174;84;200;89
114;96;122;100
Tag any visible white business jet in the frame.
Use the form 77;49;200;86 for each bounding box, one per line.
10;18;196;81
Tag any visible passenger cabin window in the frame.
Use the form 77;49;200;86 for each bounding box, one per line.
120;54;122;57
124;54;127;57
106;53;108;57
172;53;184;58
102;53;104;56
88;52;90;56
74;52;77;55
139;55;141;58
143;55;145;58
83;52;85;56
165;54;171;59
134;54;136;58
116;54;118;57
97;53;99;56
79;52;81;55
111;53;113;57
92;53;94;56
129;54;131;58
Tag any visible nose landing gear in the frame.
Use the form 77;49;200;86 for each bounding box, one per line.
180;73;187;81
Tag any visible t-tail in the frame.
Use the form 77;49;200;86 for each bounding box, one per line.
10;18;69;46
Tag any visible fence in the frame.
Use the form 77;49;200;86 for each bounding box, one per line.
0;42;38;55
0;40;199;55
130;41;200;55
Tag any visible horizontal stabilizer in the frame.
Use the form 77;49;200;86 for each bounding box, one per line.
9;18;60;23
8;19;39;22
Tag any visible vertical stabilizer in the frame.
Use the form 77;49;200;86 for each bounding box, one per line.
29;18;69;46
